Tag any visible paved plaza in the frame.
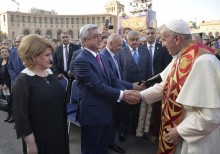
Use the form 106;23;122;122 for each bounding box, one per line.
0;111;157;154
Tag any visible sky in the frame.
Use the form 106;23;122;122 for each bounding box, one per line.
0;0;219;26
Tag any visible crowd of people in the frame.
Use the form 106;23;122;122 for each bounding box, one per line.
0;19;219;154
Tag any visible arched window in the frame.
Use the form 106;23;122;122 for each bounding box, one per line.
23;30;30;36
35;30;41;35
57;31;62;40
46;31;52;39
68;31;73;38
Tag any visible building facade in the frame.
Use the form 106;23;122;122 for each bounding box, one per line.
190;20;220;38
0;0;124;41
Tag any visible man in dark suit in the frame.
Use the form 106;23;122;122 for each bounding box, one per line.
118;31;151;141
52;32;80;79
74;24;140;154
144;27;172;142
122;28;132;48
69;47;84;77
100;33;143;153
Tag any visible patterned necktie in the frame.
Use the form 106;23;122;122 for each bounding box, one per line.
113;55;121;80
149;46;154;76
132;48;138;64
96;54;103;69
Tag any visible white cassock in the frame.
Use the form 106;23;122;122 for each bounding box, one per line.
140;54;220;154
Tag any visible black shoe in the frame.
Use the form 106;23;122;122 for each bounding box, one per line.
140;132;149;140
119;132;126;142
4;116;10;122
4;112;12;122
108;144;125;153
8;117;15;123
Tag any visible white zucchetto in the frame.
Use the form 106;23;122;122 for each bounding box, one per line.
165;19;191;34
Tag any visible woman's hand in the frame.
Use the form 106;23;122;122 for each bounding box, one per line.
24;133;38;154
27;143;38;154
2;84;8;90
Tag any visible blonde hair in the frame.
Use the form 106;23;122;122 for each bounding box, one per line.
18;34;54;68
0;45;10;52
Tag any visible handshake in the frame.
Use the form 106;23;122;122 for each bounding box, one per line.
122;90;141;105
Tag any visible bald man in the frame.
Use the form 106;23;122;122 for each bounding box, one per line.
100;33;143;153
100;33;142;91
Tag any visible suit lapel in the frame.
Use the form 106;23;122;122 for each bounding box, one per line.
100;54;110;81
84;50;109;81
68;45;73;64
137;46;145;66
126;47;137;65
103;49;119;77
153;43;161;63
59;45;64;68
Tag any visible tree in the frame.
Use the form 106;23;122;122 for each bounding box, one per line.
0;30;6;42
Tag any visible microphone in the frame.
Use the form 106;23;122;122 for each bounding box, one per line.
144;74;162;88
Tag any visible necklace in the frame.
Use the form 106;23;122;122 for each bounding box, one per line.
42;76;50;84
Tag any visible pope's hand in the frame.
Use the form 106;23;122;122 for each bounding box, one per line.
165;127;181;145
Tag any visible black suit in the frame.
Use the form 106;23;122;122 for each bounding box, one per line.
147;42;172;139
118;45;151;134
151;43;172;76
53;43;80;78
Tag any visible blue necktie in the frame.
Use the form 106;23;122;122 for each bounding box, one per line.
132;49;138;64
149;46;154;75
113;55;121;80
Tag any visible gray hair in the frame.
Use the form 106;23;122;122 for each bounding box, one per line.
126;31;140;40
79;24;98;40
163;26;192;42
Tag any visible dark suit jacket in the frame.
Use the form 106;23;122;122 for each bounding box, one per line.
122;39;127;48
100;48;132;90
0;60;11;88
74;49;126;126
52;43;80;76
69;48;83;75
151;43;172;75
8;48;25;82
118;45;151;83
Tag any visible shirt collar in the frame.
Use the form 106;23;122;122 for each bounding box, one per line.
128;46;138;52
147;42;156;48
63;44;69;48
106;46;115;57
22;68;53;76
85;48;97;57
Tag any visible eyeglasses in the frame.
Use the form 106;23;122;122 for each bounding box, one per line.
203;39;210;41
90;34;101;39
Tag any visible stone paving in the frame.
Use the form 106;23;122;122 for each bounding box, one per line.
0;111;158;154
